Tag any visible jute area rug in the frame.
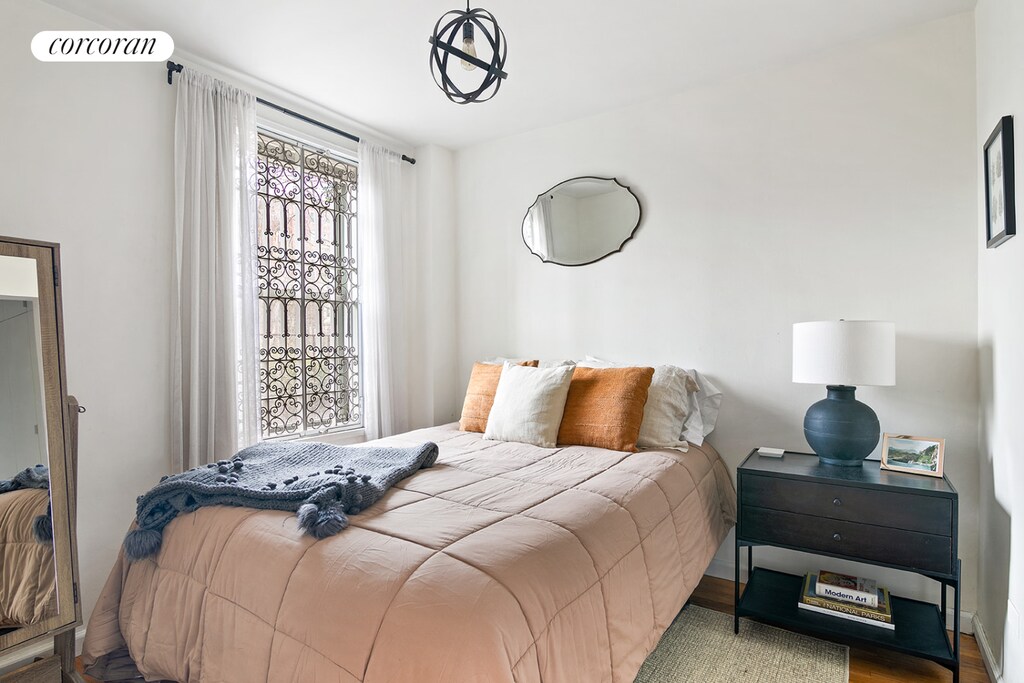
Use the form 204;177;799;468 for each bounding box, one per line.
636;606;849;682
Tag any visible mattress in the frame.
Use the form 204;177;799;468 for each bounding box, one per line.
0;487;57;627
83;423;736;682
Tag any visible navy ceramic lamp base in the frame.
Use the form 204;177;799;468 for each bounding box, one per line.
803;385;880;466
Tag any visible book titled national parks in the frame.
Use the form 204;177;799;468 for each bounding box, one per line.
799;573;894;630
880;433;945;478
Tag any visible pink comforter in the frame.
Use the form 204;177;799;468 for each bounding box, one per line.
83;423;736;682
0;488;56;627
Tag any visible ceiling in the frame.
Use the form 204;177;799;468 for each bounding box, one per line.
40;0;976;149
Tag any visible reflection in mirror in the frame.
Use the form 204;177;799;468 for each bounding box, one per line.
0;255;57;634
522;176;642;266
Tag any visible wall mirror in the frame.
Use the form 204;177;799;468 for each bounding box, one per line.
0;238;83;683
522;176;642;266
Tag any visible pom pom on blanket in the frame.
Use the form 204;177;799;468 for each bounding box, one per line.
124;528;163;561
33;512;53;542
297;501;349;538
296;503;318;528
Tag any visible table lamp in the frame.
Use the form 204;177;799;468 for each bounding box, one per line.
792;320;896;466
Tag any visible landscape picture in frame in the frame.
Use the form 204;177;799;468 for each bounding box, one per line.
881;434;945;478
984;115;1015;248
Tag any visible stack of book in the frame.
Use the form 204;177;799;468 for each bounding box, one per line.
798;570;894;630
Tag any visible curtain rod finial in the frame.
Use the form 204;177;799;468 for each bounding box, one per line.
166;60;183;85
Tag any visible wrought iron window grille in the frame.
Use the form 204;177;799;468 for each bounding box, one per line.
256;129;362;439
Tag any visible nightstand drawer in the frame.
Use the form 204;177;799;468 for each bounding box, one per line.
741;473;952;536
741;506;953;575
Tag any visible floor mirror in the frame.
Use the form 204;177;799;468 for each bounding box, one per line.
0;237;84;683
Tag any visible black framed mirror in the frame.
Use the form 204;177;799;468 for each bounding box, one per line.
521;176;642;267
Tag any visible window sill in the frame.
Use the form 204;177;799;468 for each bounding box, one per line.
293;428;366;446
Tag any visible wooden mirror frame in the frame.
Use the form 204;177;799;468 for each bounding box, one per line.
0;238;83;682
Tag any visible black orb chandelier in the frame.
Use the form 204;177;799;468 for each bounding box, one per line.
428;2;508;104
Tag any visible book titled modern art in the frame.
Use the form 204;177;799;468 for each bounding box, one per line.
799;573;894;630
816;570;879;608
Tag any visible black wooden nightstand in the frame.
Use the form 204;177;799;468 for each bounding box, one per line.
734;449;961;682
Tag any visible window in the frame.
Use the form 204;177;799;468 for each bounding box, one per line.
255;130;360;439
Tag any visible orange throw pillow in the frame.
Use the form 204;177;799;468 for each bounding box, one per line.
459;361;539;432
557;366;655;452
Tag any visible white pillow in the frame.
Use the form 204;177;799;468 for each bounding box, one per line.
578;360;694;450
484;362;575;447
680;369;723;446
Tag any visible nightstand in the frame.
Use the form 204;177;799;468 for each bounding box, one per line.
734;449;961;682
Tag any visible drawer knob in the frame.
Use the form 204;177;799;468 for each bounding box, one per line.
833;497;842;506
832;533;842;542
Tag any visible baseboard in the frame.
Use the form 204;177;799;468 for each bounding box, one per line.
952;608;976;636
706;556;746;583
702;562;975;635
973;614;1003;683
0;626;86;675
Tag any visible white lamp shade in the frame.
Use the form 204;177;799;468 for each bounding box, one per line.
792;321;895;386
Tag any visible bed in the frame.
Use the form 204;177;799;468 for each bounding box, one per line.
0;487;57;628
83;422;736;682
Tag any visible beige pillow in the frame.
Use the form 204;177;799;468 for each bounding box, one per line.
459;360;539;432
636;365;697;450
557;366;655;452
484;363;575;447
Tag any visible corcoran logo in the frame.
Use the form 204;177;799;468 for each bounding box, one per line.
31;31;174;62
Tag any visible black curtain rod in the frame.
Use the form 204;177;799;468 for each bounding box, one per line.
166;61;416;165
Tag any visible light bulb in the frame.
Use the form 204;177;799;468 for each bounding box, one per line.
461;21;477;71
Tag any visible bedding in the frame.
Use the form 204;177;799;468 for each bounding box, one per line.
484;357;576;369
557;366;654;452
0;487;57;627
123;440;438;561
582;357;724;446
577;360;697;450
0;464;53;541
459;360;539;432
681;370;723;445
83;423;736;683
484;363;575;447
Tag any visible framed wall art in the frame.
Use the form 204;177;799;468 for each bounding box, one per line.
984;115;1015;249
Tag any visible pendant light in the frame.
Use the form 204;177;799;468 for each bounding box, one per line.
428;2;508;104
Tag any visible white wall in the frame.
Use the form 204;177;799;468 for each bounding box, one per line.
976;1;1024;680
410;144;459;428
455;13;980;612
0;0;176;635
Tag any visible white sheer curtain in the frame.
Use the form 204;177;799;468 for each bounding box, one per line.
171;70;259;472
524;196;554;259
359;139;409;440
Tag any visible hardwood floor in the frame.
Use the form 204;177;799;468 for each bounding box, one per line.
690;574;991;683
75;660;98;683
76;574;991;682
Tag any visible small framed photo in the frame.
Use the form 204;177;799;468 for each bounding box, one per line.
880;434;945;478
984;116;1016;249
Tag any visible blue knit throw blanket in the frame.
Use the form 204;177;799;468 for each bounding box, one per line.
124;440;438;561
